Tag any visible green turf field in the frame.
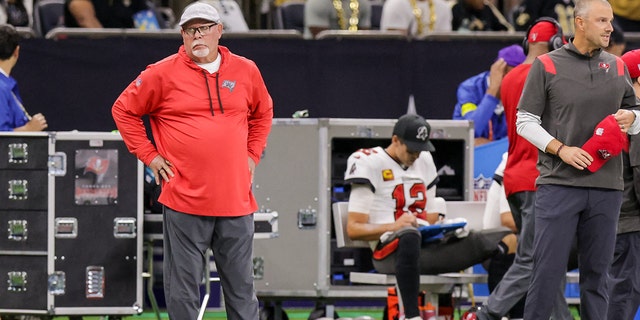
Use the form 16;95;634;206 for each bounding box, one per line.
24;305;581;320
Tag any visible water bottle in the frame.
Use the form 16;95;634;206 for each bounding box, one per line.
420;302;437;320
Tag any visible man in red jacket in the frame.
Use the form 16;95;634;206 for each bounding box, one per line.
111;2;273;319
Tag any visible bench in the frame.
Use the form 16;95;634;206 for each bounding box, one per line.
332;200;583;312
331;200;490;311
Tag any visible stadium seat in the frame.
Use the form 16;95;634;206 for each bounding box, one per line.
274;1;304;33
371;2;383;30
33;0;64;38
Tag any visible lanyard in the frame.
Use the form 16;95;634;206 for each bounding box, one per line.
11;91;31;120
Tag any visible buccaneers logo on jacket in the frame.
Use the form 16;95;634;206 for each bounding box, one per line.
222;80;236;92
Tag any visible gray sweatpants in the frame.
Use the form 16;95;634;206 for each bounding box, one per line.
608;231;640;320
524;185;621;320
163;207;259;320
480;191;572;320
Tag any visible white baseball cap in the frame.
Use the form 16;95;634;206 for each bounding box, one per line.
179;2;221;26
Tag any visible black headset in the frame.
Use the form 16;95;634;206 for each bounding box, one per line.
522;17;565;55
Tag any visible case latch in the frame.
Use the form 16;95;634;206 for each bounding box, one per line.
8;143;28;164
8;179;28;200
297;208;317;229
7;271;27;292
8;220;27;241
48;152;67;177
253;256;265;280
48;271;65;295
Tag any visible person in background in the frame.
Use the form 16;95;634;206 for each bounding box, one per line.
512;0;575;34
495;0;521;20
609;0;640;32
463;17;574;320
452;44;525;146
482;153;516;233
0;24;47;131
516;0;639;318
608;49;640;320
4;0;31;27
605;20;626;57
64;0;149;28
304;0;372;39
199;0;250;32
452;0;513;31
380;0;452;38
478;152;524;319
111;2;273;319
169;0;191;25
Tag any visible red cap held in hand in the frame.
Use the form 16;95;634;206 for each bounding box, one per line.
581;115;629;173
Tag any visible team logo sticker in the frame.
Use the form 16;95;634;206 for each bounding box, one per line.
222;80;236;92
382;169;394;181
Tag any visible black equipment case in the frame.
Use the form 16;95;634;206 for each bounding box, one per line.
0;131;143;317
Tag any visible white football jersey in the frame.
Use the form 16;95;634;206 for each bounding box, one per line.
345;146;439;225
483;152;511;229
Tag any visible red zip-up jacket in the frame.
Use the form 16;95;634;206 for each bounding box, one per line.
112;45;273;216
501;63;538;197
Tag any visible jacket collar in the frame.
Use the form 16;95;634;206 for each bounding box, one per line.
566;38;604;59
178;45;230;71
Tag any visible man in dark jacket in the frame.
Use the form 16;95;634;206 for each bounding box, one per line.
608;49;640;320
516;0;639;319
64;0;149;28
